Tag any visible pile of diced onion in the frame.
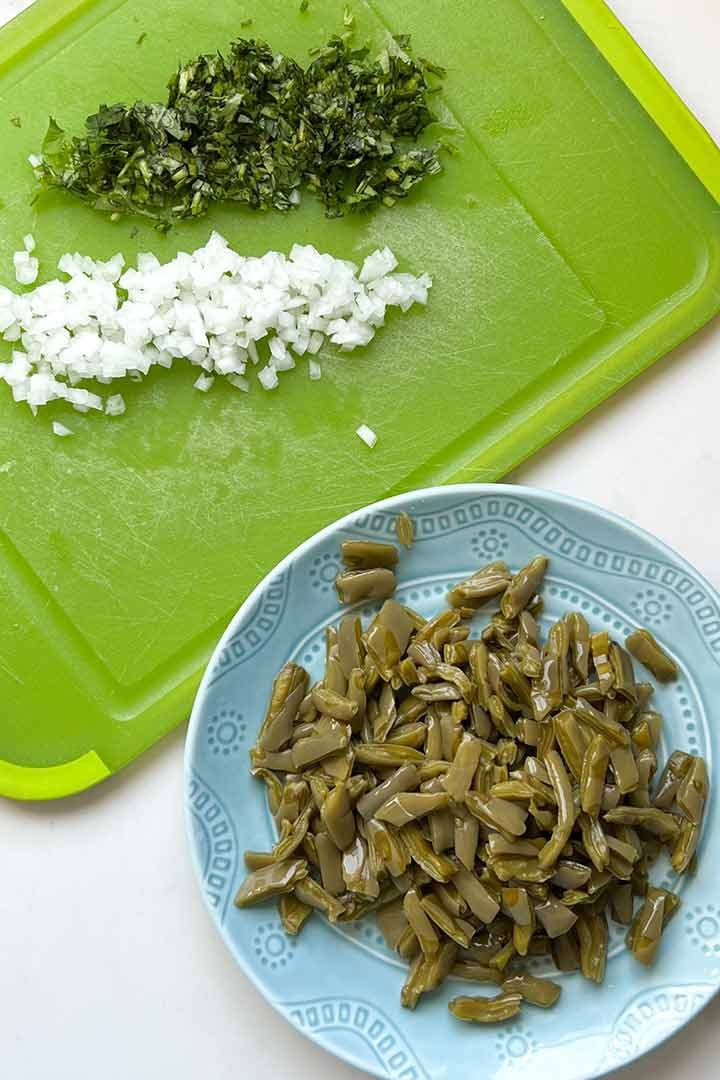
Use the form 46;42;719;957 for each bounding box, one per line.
0;232;431;423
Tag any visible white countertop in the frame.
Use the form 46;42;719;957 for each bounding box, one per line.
1;1;718;1078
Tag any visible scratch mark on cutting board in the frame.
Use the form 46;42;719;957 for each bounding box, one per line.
0;652;25;687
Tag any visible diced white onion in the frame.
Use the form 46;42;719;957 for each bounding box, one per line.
0;232;431;420
105;393;126;416
52;421;73;437
356;423;378;448
193;373;215;392
359;246;398;283
227;373;249;392
13;251;39;286
258;364;279;390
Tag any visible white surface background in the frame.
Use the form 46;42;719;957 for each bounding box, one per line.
0;0;718;1077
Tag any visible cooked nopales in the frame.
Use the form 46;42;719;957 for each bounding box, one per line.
236;532;706;1025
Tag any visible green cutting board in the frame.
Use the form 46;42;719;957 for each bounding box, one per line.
0;0;718;800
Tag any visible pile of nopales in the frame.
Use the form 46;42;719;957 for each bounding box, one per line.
236;523;708;1025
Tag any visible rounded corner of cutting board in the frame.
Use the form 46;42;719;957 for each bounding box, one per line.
0;749;111;801
561;0;720;205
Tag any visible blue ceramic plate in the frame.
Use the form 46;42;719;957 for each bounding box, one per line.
185;485;719;1080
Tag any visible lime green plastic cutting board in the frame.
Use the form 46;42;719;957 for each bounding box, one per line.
1;0;718;800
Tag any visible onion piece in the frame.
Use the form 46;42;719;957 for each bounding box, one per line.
356;424;378;448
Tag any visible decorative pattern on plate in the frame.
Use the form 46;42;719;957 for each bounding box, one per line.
309;552;342;593
685;906;720;956
675;682;703;756
631;588;673;627
253;921;298;971
187;770;238;922
495;1025;539;1069
472;526;510;560
283;997;430;1080
207;708;246;756
602;983;715;1069
351;498;489;541
208;569;291;685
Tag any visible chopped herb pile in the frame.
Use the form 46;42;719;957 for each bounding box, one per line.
35;32;445;225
